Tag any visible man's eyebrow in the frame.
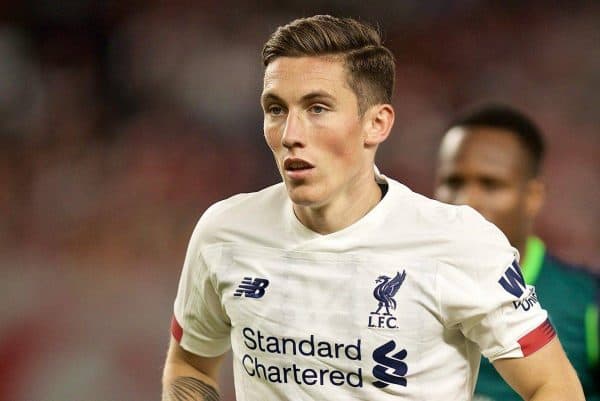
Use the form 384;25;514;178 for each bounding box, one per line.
260;92;284;105
300;91;335;102
260;91;335;106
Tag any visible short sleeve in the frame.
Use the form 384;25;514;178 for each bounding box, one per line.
438;209;555;362
171;218;231;357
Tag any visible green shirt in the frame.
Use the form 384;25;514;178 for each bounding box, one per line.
474;237;600;401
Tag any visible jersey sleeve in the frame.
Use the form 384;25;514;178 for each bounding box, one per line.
438;207;555;362
171;214;231;357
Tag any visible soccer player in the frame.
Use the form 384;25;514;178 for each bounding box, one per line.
162;16;584;401
434;103;599;401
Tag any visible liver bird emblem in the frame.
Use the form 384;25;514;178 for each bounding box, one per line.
372;271;406;315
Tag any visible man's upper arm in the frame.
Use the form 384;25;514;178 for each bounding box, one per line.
162;337;225;401
492;337;585;401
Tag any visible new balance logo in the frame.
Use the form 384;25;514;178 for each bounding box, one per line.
498;260;526;298
372;340;408;388
233;277;269;298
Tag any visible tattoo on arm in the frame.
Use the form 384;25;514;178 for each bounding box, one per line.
165;377;220;401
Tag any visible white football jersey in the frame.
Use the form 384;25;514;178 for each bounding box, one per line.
172;175;554;401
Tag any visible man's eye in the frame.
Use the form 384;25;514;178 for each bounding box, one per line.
310;105;325;114
268;106;284;115
445;177;463;189
481;178;502;191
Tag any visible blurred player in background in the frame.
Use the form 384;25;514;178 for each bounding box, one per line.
434;103;599;401
162;16;584;401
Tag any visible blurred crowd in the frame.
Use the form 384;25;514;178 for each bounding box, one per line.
0;1;598;400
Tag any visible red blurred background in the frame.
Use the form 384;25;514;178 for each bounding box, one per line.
0;1;597;400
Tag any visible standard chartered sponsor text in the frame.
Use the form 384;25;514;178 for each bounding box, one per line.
241;327;363;387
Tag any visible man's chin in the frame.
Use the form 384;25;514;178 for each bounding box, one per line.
286;186;323;207
289;195;319;207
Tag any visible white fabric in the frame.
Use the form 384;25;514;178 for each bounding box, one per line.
173;175;548;401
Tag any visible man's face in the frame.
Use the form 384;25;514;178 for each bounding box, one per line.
262;56;370;208
434;126;541;247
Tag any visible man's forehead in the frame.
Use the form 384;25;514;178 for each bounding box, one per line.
441;127;523;158
438;127;468;159
439;126;529;175
262;56;347;91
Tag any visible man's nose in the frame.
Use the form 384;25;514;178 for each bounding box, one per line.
281;110;305;149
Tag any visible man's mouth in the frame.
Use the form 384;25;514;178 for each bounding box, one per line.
284;158;314;171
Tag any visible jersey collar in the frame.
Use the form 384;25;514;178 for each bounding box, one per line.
521;236;546;285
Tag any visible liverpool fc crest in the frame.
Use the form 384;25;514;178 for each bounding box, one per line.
368;271;406;329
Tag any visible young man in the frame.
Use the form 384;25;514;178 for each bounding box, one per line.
163;16;584;401
434;103;598;401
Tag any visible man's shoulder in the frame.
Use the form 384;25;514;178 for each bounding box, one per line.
434;204;514;270
191;182;287;244
388;179;504;240
385;179;514;269
203;182;286;220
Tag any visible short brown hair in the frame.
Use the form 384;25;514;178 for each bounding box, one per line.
262;15;395;115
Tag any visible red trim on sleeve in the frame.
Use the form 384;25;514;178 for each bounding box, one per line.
171;315;183;343
518;319;556;357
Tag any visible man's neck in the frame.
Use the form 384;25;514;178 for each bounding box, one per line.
294;180;383;235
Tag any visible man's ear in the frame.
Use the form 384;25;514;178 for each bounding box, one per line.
525;178;545;219
363;104;394;147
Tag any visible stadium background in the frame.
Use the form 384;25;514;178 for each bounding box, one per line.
0;1;597;400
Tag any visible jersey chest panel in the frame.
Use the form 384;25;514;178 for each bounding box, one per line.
207;245;464;400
